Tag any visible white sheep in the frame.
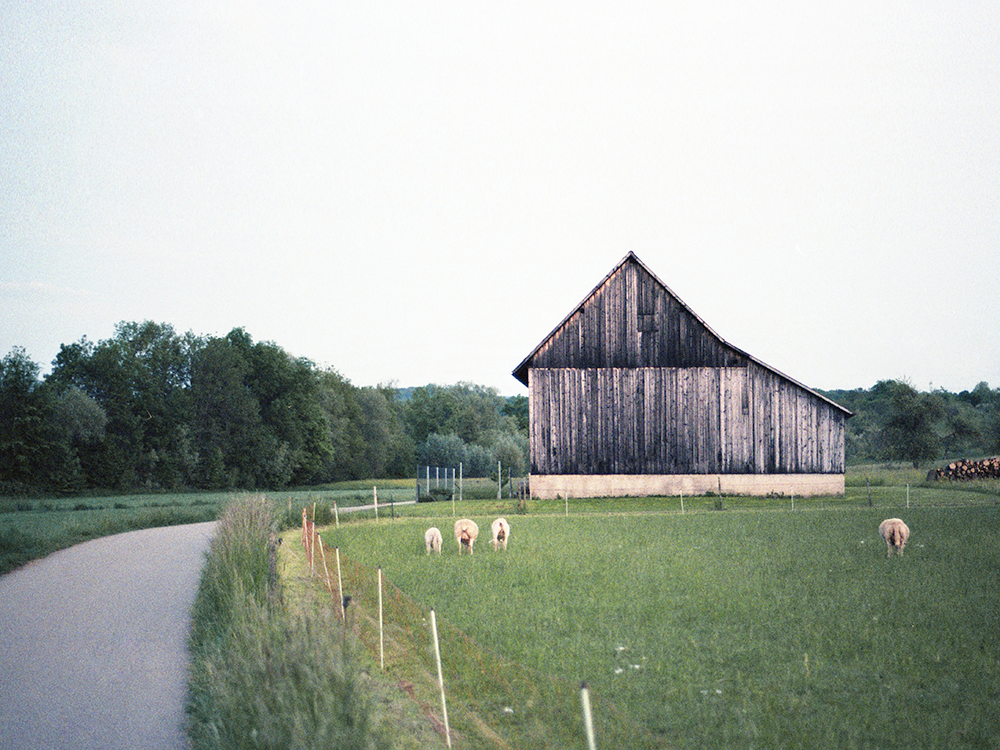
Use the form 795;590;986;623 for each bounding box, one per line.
454;519;479;555
491;517;511;551
424;526;443;555
878;518;910;557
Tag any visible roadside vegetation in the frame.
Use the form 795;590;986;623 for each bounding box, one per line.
186;495;387;750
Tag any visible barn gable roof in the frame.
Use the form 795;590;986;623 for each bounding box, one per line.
512;252;851;416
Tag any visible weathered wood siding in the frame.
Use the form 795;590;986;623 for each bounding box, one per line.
528;257;747;371
529;364;846;476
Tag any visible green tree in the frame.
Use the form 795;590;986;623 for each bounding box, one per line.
190;336;269;488
937;398;983;457
502;394;529;434
878;380;943;467
403;382;517;445
355;386;414;479
49;321;199;489
244;341;333;486
0;348;50;489
419;432;468;469
488;430;528;478
316;368;366;481
43;386;109;492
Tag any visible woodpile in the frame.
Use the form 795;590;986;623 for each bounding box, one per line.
927;457;1000;481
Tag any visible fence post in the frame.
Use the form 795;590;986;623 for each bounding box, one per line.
335;547;346;621
319;539;332;594
374;486;379;522
581;682;597;750
430;608;451;748
378;566;385;672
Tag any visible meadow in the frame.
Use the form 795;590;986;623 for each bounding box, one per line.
317;484;1000;749
4;467;999;748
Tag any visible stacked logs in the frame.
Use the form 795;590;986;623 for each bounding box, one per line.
926;457;1000;481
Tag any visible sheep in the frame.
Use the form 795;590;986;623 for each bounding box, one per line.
454;519;479;555
424;526;443;555
491;517;511;551
878;518;910;557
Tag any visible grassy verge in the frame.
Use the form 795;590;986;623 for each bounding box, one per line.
185;495;387;750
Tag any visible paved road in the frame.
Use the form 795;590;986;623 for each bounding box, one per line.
0;522;216;750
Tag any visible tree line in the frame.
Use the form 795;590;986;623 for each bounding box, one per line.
3;321;998;494
1;321;528;495
819;380;1000;468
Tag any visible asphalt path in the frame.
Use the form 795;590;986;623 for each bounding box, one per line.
0;522;216;750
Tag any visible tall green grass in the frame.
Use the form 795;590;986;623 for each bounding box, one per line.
186;495;386;750
324;504;1000;749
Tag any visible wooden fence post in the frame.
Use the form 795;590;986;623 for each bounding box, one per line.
335;547;345;621
430;608;451;748
378;566;384;672
581;682;597;750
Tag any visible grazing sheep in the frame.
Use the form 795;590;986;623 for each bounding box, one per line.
878;518;910;557
491;517;511;551
454;519;479;555
424;526;443;555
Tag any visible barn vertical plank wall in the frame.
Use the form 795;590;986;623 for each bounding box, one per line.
514;253;852;496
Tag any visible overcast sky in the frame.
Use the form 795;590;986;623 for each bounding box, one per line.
3;0;998;396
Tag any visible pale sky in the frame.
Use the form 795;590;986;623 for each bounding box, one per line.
3;0;998;396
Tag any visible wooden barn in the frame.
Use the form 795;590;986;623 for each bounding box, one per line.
512;252;852;499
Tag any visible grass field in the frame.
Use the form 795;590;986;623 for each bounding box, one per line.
0;480;429;575
0;492;221;575
4;466;1000;747
316;487;1000;749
